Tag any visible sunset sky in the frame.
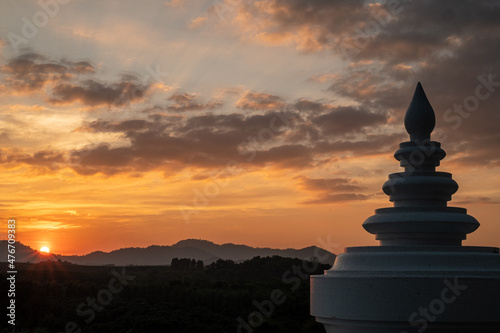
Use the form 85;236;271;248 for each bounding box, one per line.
1;0;499;255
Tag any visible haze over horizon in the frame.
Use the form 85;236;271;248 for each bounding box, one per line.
1;0;500;255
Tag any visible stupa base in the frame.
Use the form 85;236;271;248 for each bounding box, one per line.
316;317;500;333
311;246;500;332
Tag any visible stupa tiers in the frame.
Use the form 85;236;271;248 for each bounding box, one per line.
310;83;500;332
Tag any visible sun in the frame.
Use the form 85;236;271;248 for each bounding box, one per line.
40;246;50;254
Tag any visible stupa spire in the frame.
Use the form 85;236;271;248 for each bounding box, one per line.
404;82;435;141
362;82;479;246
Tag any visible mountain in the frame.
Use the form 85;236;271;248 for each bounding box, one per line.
0;240;57;263
0;239;336;266
172;239;335;263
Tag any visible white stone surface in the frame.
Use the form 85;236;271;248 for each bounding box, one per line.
310;83;500;332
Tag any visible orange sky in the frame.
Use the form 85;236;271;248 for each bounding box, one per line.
1;0;499;255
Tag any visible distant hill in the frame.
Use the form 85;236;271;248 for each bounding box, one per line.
0;240;57;263
0;238;336;266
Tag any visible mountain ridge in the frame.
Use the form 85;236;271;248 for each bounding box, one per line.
0;238;336;266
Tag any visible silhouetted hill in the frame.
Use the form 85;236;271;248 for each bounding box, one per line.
0;240;56;263
58;245;215;266
0;239;336;266
172;239;335;264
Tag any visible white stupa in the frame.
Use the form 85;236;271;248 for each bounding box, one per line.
310;83;500;332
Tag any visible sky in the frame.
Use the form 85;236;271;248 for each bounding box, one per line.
1;0;499;255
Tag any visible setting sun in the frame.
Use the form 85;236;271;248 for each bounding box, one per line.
40;247;50;254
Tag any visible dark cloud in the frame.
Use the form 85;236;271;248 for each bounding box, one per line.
313;133;404;156
64;105;392;175
3;97;401;176
78;119;157;135
70;110;301;174
0;148;65;174
237;0;500;59
251;144;314;168
20;150;65;166
233;0;370;52
242;0;500;167
447;132;500;168
49;79;148;107
0;53;73;92
0;52;149;107
311;106;387;136
301;177;364;192
298;176;369;204
294;99;328;113
236;92;285;111
70;144;135;175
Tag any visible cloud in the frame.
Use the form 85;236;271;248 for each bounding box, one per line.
0;49;402;178
71;110;300;174
251;144;315;168
251;31;295;47
454;196;500;205
311;106;387;136
18;150;65;167
301;177;364;192
298;176;369;204
0;132;13;144
235;0;500;168
304;193;370;204
0;53;149;107
64;60;95;74
224;0;500;61
0;148;65;174
70;144;136;175
22;221;81;230
166;93;223;112
214;0;371;53
49;78;149;107
3;92;401;176
0;53;79;93
236;91;285;111
307;73;338;83
294;99;329;113
312;133;404;157
189;16;207;29
80;119;152;133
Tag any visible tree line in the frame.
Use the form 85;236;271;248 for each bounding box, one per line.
0;256;330;333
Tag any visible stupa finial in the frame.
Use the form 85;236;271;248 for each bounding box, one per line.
404;82;435;141
362;82;479;246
